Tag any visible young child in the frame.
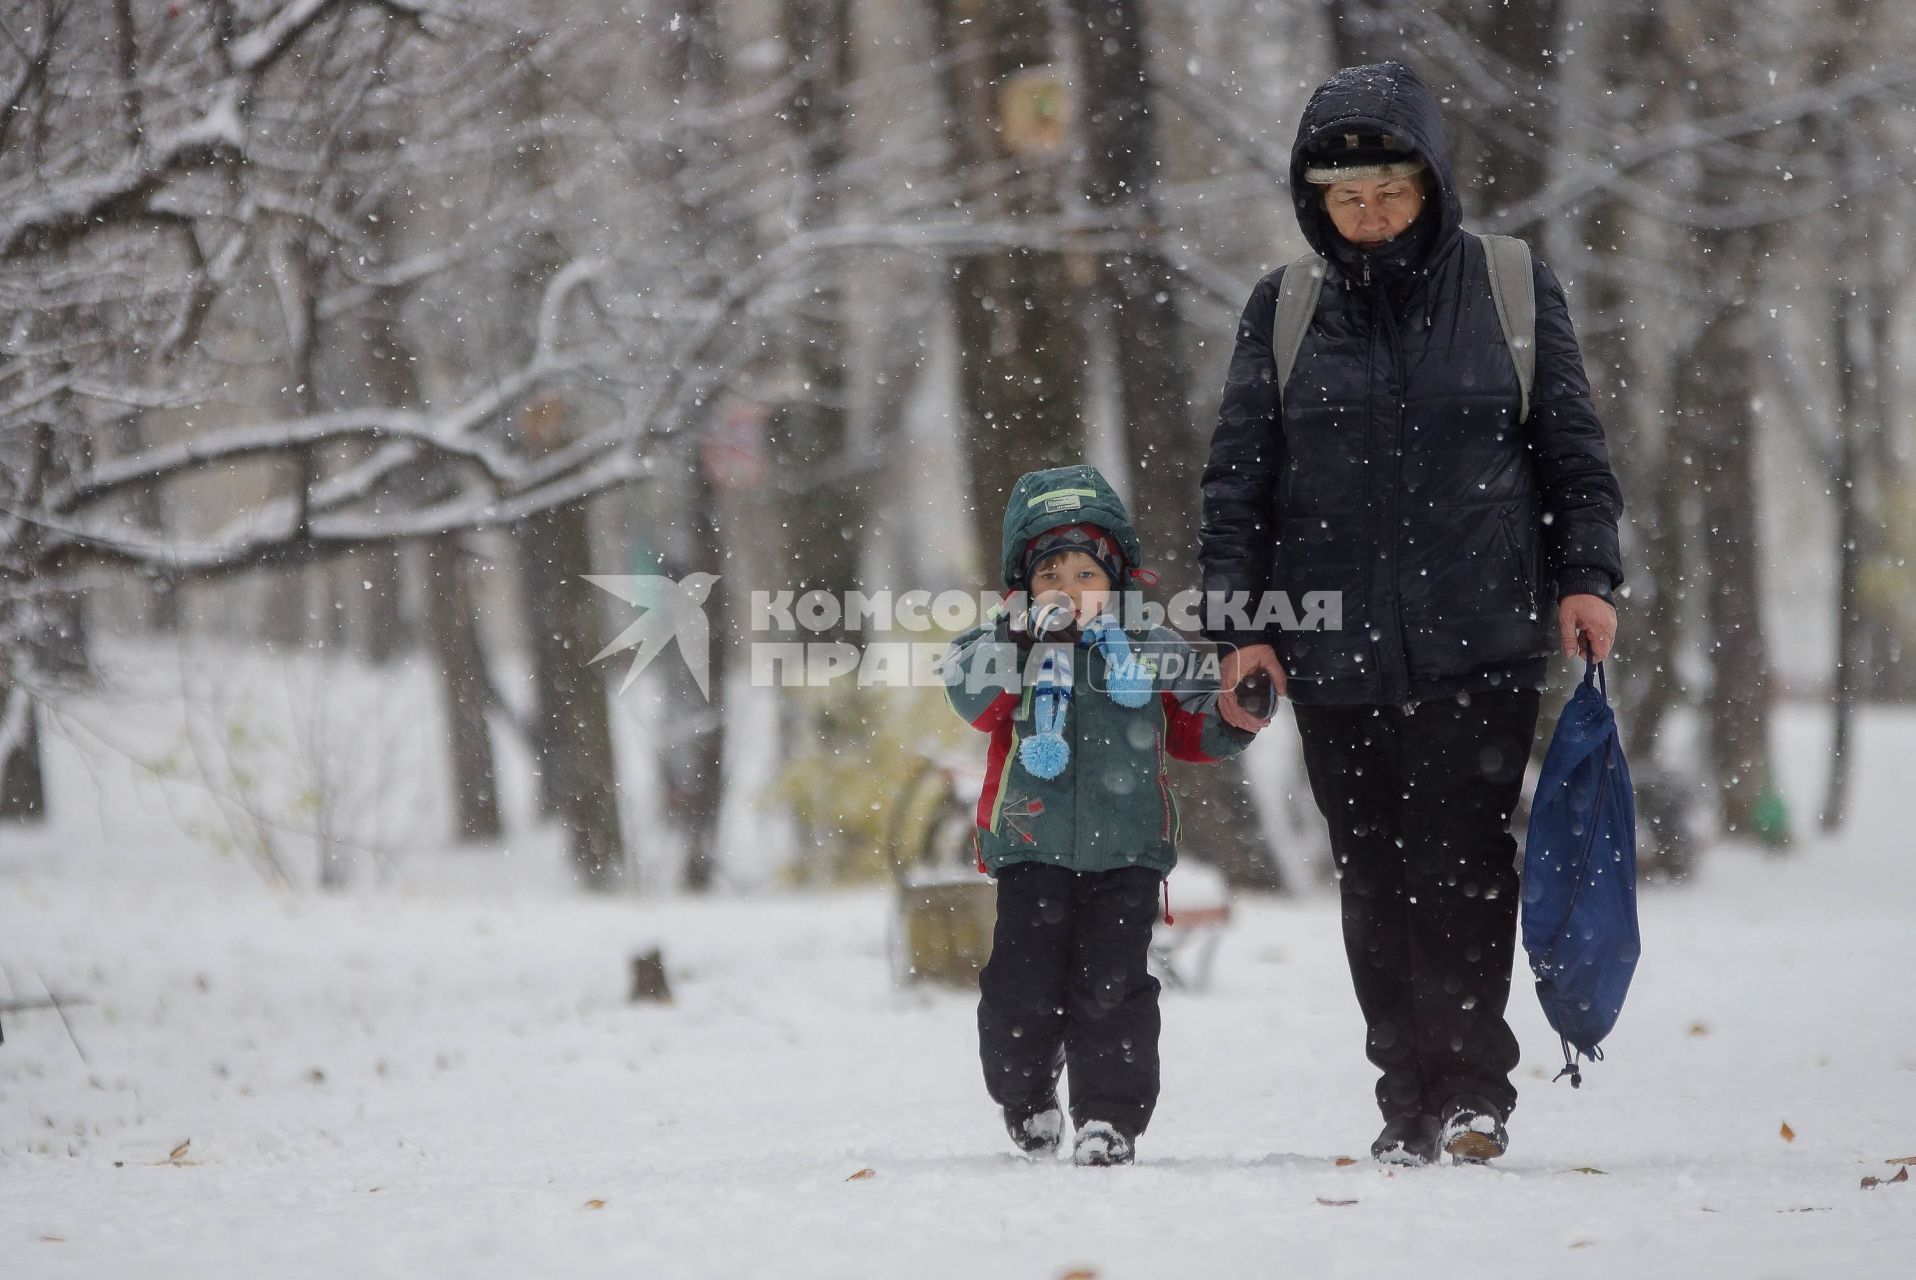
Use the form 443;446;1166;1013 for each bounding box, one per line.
939;464;1258;1165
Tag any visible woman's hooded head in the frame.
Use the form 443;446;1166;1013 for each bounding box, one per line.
1289;62;1463;274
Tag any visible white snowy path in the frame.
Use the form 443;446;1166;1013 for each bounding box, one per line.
3;712;1915;1278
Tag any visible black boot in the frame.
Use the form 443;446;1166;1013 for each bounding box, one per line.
1371;1114;1441;1165
1438;1095;1509;1163
1002;1095;1064;1156
1071;1120;1135;1167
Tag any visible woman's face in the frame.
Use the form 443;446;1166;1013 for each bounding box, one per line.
1322;174;1426;249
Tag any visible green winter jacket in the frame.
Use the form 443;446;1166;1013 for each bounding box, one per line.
940;465;1256;876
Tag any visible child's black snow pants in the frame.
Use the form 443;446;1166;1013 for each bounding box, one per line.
977;861;1162;1139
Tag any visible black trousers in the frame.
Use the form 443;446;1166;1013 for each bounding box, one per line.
1294;690;1541;1124
977;862;1162;1139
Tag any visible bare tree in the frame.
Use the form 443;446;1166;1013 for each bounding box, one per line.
928;1;1090;561
1065;0;1283;892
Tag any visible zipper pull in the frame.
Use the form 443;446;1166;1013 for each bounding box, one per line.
1361;255;1373;287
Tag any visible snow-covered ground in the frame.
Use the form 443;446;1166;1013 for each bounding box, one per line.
3;670;1914;1278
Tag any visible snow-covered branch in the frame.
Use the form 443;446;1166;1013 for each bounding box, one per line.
1485;62;1916;233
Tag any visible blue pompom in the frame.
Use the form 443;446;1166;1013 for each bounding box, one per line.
1105;672;1153;708
1019;732;1070;779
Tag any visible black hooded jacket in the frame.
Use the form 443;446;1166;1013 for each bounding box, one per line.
1199;63;1624;706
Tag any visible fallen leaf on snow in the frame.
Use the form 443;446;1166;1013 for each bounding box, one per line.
584;1199;606;1210
1333;1157;1357;1167
1566;1167;1609;1175
1687;1022;1709;1037
1861;1167;1909;1190
1060;1271;1098;1280
1315;1197;1358;1207
1569;1241;1594;1249
846;1168;876;1182
1779;1121;1795;1142
1888;1155;1916;1166
168;1140;191;1162
40;1237;65;1244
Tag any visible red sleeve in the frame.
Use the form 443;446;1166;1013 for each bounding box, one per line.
1161;690;1218;763
970;689;1019;732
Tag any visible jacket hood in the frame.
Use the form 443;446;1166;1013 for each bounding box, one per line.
998;464;1142;590
1289;62;1463;271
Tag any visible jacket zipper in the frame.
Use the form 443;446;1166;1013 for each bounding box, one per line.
1072;645;1085;864
1369;260;1412;706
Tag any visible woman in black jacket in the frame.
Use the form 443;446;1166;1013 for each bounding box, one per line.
1199;63;1624;1165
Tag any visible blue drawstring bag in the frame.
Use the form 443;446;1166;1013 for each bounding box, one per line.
1521;660;1640;1087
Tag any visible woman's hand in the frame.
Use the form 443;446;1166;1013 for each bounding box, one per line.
1219;643;1287;731
1559;593;1618;662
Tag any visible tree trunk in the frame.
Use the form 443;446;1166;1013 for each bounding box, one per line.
110;412;181;632
2;413;82;825
1680;289;1783;842
495;60;630;887
357;543;410;665
515;492;627;891
657;0;732;891
1327;0;1388;67
0;682;45;823
1451;0;1563;224
657;447;729;892
774;0;864;621
1822;270;1878;830
1068;0;1284;893
929;0;1090;564
424;535;502;844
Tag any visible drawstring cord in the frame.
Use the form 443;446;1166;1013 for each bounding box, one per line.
1552;1037;1602;1089
1160;878;1174;926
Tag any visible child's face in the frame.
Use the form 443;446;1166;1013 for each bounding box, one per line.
1030;549;1114;624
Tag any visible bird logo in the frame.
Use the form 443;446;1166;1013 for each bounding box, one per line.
583;572;722;698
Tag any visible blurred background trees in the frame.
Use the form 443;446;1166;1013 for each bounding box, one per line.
5;0;1914;892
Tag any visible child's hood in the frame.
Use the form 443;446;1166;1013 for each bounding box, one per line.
998;464;1144;591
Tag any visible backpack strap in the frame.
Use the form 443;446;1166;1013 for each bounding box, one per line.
1480;233;1536;423
1269;254;1327;399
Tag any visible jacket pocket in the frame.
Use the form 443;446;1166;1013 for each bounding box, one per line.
1498;507;1538;619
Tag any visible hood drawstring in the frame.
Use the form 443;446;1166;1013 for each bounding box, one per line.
1160;878;1175;926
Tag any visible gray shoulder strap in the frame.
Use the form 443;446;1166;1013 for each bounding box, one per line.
1270;254;1327;398
1480;233;1536;422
